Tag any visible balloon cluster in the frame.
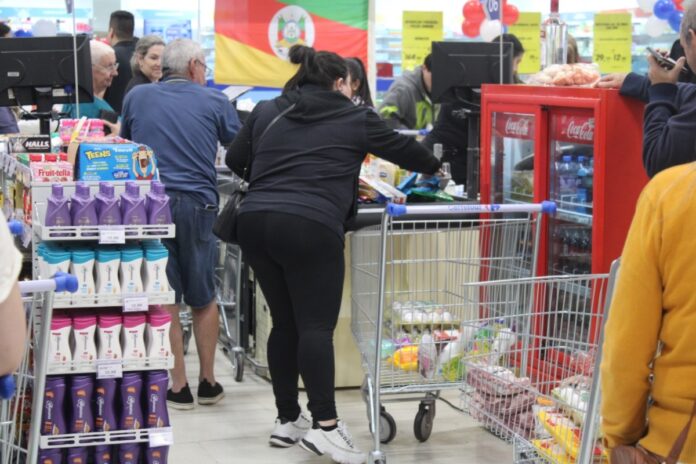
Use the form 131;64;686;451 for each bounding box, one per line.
461;0;520;41
638;0;695;37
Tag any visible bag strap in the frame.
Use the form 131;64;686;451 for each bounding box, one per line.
241;102;296;182
665;400;696;464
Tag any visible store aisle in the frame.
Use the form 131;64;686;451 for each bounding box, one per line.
169;344;512;464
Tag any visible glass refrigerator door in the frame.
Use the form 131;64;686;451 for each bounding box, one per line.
490;112;536;204
548;109;594;275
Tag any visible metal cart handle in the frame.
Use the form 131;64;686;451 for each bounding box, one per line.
396;129;430;137
386;201;557;217
18;272;80;295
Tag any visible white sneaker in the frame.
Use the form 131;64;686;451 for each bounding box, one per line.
300;421;366;464
269;412;312;447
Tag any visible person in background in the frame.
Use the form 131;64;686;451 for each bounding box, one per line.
121;39;241;410
567;34;580;64
378;54;434;130
0;22;19;135
491;34;525;83
600;161;696;463
63;40;119;130
0;212;26;377
596;2;696;178
669;38;696;83
226;44;441;464
103;10;136;113
345;57;374;108
124;35;165;96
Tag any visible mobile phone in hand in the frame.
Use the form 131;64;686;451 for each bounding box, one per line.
646;46;687;74
99;109;118;134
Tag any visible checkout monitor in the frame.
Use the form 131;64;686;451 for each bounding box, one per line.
431;41;513;103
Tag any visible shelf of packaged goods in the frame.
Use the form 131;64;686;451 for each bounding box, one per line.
52;291;175;309
3;153;31;187
39;427;173;450
33;223;175;241
46;356;174;376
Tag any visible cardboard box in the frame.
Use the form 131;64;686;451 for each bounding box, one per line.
68;140;157;181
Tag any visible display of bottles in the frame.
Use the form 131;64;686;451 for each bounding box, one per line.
45;184;71;227
576;156;593;213
556;155;578;200
541;0;568;68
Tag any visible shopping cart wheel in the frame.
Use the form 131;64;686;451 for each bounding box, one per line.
379;408;397;444
413;401;435;442
234;351;244;382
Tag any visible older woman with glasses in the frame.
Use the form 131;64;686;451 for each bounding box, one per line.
63;40;121;131
125;35;166;96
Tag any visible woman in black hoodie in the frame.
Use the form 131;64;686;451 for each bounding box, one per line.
226;45;440;464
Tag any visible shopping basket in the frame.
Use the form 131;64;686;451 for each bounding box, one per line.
0;272;79;464
350;201;556;464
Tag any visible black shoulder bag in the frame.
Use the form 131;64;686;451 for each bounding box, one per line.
213;103;296;244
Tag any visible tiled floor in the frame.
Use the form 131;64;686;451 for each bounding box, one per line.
170;344;512;464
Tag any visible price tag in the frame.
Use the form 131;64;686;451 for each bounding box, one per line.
509;13;542;74
99;227;126;244
593;13;632;74
123;295;148;313
96;359;123;379
149;428;174;447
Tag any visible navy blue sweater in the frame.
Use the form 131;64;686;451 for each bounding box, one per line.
621;73;696;178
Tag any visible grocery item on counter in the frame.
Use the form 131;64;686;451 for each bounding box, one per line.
69;375;94;434
532;438;574;464
388;345;419;371
359;175;407;205
42;376;67;435
466;365;532;396
45;184;71;227
95;378;117;432
121;182;148;229
72;314;97;363
119;373;144;430
527;63;600;87
95;183;122;226
70;182;98;229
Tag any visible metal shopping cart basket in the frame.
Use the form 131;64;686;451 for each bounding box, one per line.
0;273;79;464
350;201;556;463
455;261;620;464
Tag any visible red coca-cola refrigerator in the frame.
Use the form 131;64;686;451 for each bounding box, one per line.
479;85;648;276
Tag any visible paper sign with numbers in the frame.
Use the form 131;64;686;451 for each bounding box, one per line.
96;359;123;379
593;13;632;74
402;11;443;72
149;428;174;447
509;12;542;74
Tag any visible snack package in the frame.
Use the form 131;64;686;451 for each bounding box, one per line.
466;365;532;396
527;63;601;87
532;438;575;464
388;345;419;371
69;140;157;181
537;409;606;459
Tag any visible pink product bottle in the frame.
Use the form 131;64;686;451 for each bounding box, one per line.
72;314;97;364
97;314;123;360
146;309;171;359
122;314;147;360
49;313;72;365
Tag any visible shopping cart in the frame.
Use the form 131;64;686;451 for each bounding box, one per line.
0;273;79;464
351;201;556;463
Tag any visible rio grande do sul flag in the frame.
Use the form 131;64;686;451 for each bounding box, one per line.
215;0;368;88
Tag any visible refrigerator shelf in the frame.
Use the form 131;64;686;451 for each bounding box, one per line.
555;209;593;227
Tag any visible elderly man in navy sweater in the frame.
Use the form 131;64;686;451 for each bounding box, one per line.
597;3;696;178
121;39;240;410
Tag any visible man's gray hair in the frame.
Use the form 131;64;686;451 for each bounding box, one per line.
162;39;205;76
131;35;166;74
90;40;114;66
681;2;696;42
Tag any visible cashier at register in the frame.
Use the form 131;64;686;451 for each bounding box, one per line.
596;2;696;178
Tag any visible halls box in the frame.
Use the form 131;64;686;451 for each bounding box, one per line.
70;141;157;181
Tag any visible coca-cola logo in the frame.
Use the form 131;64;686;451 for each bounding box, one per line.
504;117;531;137
565;118;594;142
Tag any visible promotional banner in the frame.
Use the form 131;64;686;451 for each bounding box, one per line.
402;11;443;72
215;0;368;88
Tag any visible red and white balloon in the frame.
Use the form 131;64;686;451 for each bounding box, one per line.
461;0;520;39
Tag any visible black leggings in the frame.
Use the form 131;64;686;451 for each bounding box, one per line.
237;211;344;422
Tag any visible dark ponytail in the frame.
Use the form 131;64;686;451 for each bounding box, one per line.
283;45;348;93
346;57;374;108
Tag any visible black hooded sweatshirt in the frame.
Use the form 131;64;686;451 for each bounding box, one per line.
225;85;441;239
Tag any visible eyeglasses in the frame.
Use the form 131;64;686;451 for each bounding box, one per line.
93;62;119;72
195;60;209;73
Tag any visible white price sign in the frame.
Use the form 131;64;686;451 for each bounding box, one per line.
123;295;148;313
99;227;126;244
149;428;174;447
96;359;123;379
